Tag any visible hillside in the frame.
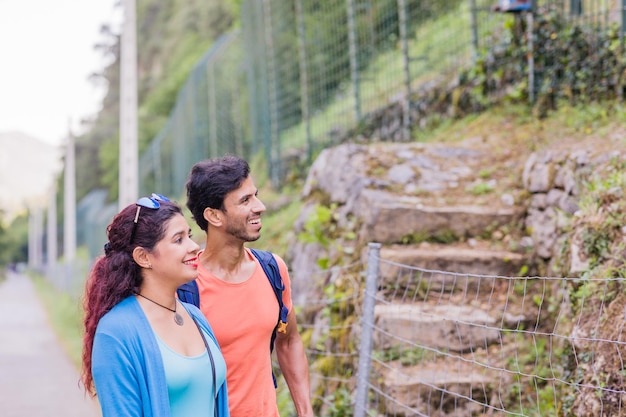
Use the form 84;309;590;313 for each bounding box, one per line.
70;0;237;202
0;131;63;220
259;102;626;257
275;102;626;416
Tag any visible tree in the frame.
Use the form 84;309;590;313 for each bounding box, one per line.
0;212;28;267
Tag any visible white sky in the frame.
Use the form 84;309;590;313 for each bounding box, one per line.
0;0;120;147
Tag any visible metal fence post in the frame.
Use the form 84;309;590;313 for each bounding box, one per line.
261;0;281;187
346;0;362;122
622;0;626;40
469;0;479;61
526;9;535;104
398;0;411;141
354;242;381;417
295;0;312;163
569;0;582;16
208;64;218;157
151;141;162;192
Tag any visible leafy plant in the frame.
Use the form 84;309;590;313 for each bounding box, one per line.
462;4;626;118
298;204;341;253
373;346;426;366
469;180;495;196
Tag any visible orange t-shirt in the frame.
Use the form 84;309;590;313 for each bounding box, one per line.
196;248;293;417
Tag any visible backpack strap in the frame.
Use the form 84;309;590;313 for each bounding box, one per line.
250;248;289;342
177;280;200;307
249;248;289;389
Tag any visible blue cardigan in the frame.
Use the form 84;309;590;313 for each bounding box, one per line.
92;296;230;417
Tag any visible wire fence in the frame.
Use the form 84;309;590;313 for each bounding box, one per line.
39;235;625;416
43;259;92;300
135;0;621;199
137;0;498;192
51;0;620;262
299;243;626;417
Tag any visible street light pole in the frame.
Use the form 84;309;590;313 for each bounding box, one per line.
118;0;139;209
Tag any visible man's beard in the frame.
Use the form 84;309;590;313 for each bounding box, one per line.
225;221;261;242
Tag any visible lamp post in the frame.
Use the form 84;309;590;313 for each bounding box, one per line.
118;0;138;209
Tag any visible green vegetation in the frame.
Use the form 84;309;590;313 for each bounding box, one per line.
280;0;476;150
400;229;459;245
73;0;239;202
246;154;304;257
0;212;29;271
504;333;564;415
465;6;626;118
468;181;495;196
275;375;297;416
30;273;85;369
373;345;427;366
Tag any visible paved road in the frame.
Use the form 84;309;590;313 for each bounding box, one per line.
0;271;100;417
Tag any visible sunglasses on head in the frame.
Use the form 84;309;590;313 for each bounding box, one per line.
130;193;171;244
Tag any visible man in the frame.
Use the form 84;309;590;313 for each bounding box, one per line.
181;155;314;417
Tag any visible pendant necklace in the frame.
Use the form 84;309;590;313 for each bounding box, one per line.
135;292;184;326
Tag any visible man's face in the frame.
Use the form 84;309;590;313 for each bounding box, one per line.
221;176;266;242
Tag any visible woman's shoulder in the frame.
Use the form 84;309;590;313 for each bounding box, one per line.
97;296;143;332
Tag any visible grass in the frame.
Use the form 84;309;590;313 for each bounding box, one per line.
253;199;303;258
279;0;505;151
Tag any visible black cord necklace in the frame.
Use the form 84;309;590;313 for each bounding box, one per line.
135;292;184;326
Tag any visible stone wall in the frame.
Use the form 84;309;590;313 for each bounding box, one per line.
522;145;623;274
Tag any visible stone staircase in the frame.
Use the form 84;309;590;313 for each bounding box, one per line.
361;203;535;416
290;137;598;415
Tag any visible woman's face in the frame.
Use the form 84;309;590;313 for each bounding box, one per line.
148;213;200;285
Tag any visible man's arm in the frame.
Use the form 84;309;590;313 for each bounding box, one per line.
275;309;314;417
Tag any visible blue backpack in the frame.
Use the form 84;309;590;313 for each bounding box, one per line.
176;248;289;387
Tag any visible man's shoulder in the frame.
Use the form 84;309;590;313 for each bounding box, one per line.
248;247;286;267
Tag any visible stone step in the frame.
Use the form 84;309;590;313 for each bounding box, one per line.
373;303;524;353
374;242;530;293
356;190;524;244
378;359;494;416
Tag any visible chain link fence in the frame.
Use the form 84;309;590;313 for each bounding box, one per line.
136;0;619;198
51;0;617;262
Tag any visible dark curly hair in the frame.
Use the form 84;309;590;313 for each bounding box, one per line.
81;199;182;396
186;155;250;231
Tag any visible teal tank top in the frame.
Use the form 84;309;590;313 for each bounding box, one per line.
154;329;226;417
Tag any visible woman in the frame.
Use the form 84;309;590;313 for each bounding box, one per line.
81;194;229;417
